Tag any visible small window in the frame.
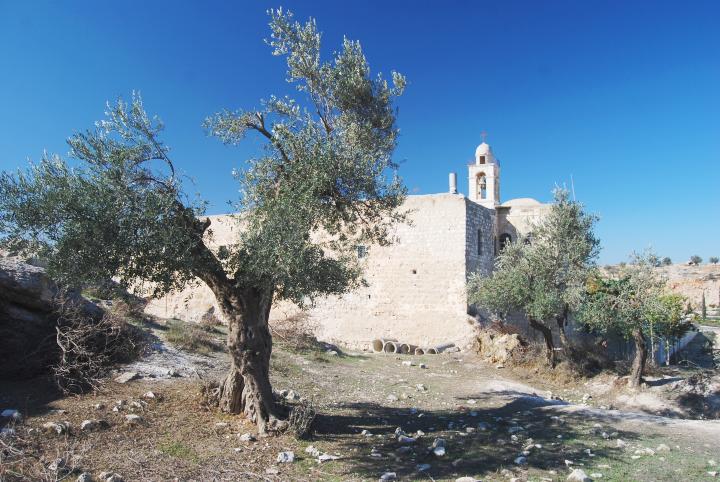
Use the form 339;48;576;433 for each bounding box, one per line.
477;229;482;255
479;155;486;164
356;245;368;259
499;233;512;251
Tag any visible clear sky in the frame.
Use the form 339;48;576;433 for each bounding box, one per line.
1;1;718;264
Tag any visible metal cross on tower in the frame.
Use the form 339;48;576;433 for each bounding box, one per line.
480;130;488;143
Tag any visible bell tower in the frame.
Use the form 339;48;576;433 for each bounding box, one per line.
468;133;500;208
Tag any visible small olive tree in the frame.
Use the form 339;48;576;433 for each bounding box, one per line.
709;256;719;265
579;253;668;387
469;188;599;367
0;9;406;433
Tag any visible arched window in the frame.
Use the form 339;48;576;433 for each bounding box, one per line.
476;173;487;199
477;229;482;255
499;233;512;251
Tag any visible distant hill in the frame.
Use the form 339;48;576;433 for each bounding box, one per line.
604;263;720;311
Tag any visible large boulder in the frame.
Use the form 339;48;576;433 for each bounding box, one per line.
475;328;525;364
0;256;103;379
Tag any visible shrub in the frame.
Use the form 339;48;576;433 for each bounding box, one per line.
288;399;316;440
662;257;672;266
53;297;147;394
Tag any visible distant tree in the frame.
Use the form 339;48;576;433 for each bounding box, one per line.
662;257;672;266
648;253;662;267
709;256;719;265
647;293;689;366
690;255;702;265
579;252;668;388
469;188;599;367
0;9;407;433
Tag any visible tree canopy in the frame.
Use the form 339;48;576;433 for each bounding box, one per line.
0;8;408;432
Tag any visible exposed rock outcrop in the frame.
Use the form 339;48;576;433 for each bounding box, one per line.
475;328;525;364
0;256;103;379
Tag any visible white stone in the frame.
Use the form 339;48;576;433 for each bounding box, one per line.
416;463;431;471
114;371;138;384
277;451;295;463
124;414;143;425
239;433;256;442
514;456;527;465
76;473;93;482
567;468;592;482
1;409;21;421
318;453;340;463
380;472;397;481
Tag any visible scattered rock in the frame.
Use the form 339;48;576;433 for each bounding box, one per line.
76;473;93;482
514;456;527;465
398;435;416;444
47;457;65;471
656;443;670;452
80;419;106;431
0;409;22;422
387;394;399;402
239;433;256;442
582;393;592;403
114;371;139;384
318;453;340;463
419;363;428;369
42;421;70;435
432;438;446;457
379;472;397;481
417;463;431;471
708;471;718;477
142;391;158;400
305;445;320;457
326;350;338;356
99;472;123;482
402;361;414;366
93;403;105;410
455;477;479;482
277;451;295;463
214;422;229;429
416;384;427;392
567;468;592;482
124;414;143;425
284;390;301;401
265;467;279;475
616;439;627;448
361;429;373;437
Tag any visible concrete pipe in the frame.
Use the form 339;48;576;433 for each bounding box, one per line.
414;347;426;355
383;341;399;353
427;343;455;354
426;347;438;355
372;338;396;353
398;343;417;354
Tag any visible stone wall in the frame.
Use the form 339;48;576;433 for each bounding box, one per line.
144;194;490;350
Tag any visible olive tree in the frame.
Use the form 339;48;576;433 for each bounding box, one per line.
0;9;406;433
579;253;668;387
470;188;599;367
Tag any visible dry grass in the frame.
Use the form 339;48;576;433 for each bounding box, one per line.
164;319;224;355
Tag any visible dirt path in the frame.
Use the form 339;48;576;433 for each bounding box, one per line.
3;339;719;481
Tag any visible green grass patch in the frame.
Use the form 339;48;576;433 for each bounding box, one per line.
158;440;199;462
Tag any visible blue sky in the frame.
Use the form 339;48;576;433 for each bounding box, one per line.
0;1;718;264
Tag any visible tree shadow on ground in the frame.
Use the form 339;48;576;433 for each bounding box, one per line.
313;395;644;481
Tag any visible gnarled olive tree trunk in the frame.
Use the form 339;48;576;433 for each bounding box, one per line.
630;327;647;388
529;318;556;368
198;268;286;434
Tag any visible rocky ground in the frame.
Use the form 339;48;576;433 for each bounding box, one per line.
2;321;720;481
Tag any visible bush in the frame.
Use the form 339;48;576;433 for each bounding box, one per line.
288;399;316;440
662;257;672;266
690;255;702;265
53;297;147;394
710;256;719;265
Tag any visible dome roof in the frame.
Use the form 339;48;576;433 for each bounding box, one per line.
501;198;542;207
475;142;491;156
474;142;496;164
